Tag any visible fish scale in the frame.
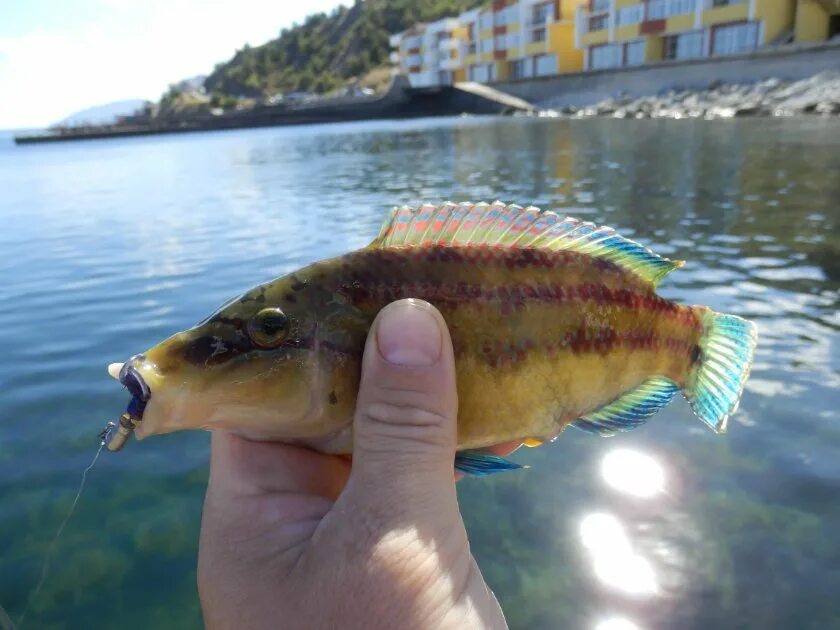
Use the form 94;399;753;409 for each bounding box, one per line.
104;202;758;475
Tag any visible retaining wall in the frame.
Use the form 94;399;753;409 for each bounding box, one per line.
491;41;840;107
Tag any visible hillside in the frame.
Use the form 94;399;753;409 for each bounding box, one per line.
58;99;147;126
203;0;480;99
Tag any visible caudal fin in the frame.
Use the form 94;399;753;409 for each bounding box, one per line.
686;310;758;433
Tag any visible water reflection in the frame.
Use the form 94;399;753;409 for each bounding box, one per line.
1;117;838;629
579;513;659;597
595;617;642;630
601;449;666;498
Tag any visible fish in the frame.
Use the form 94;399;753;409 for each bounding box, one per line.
105;202;757;475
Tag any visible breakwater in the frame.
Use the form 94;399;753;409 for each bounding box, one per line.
13;77;532;145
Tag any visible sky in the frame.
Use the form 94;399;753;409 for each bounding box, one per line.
0;0;346;129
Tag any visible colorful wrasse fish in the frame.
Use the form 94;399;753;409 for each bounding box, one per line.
104;202;757;475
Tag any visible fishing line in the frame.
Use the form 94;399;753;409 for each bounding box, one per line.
16;426;111;629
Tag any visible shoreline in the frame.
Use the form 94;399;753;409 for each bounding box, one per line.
536;72;840;121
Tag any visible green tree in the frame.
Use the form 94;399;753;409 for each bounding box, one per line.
198;0;481;99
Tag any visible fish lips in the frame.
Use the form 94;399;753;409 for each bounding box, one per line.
119;356;151;416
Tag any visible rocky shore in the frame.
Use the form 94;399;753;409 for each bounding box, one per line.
540;71;840;120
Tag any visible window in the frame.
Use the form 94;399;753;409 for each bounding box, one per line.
479;11;493;30
590;43;623;69
495;34;506;50
713;0;747;6
712;22;758;56
438;71;453;85
667;30;704;59
670;0;696;15
468;42;477;55
625;40;645;66
507;32;520;49
533;2;554;25
494;9;507;27
509;59;527;79
648;0;695;20
617;5;643;26
533;27;547;42
591;0;610;12
535;53;558;76
480;38;493;54
830;13;840;39
589;14;608;31
469;64;489;82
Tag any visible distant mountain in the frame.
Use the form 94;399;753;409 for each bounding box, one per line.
57;99;148;127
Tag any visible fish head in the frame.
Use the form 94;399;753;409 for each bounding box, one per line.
116;277;331;442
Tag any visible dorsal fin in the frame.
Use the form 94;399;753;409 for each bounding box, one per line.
369;202;684;286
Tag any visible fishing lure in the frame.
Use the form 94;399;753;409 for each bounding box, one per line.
104;202;757;475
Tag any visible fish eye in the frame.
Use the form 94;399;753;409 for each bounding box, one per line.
247;308;289;348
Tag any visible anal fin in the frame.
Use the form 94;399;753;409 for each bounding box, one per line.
454;450;524;476
571;376;679;437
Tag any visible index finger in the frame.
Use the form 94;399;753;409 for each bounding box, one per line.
209;431;351;500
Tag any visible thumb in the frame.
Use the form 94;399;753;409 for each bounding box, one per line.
350;298;458;496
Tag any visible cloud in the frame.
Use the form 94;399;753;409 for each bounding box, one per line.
0;0;345;128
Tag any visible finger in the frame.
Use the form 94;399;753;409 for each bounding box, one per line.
209;431;350;500
349;299;459;502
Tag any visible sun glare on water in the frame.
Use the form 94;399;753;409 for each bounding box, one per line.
579;513;659;597
595;617;642;630
600;448;666;498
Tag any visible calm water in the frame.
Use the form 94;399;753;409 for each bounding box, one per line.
0;116;838;629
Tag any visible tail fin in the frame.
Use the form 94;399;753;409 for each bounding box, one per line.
685;310;758;433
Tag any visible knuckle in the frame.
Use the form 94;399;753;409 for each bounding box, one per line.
362;401;449;431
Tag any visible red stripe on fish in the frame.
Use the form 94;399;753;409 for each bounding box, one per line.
337;278;699;328
473;329;694;368
359;245;626;274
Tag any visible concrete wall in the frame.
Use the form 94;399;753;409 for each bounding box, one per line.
490;40;840;107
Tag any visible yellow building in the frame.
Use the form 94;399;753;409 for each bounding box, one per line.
575;0;798;70
390;0;587;87
794;0;840;41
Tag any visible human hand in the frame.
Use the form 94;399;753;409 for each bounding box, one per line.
197;299;509;629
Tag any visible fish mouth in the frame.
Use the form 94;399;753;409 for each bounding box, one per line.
119;357;151;407
103;355;151;453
